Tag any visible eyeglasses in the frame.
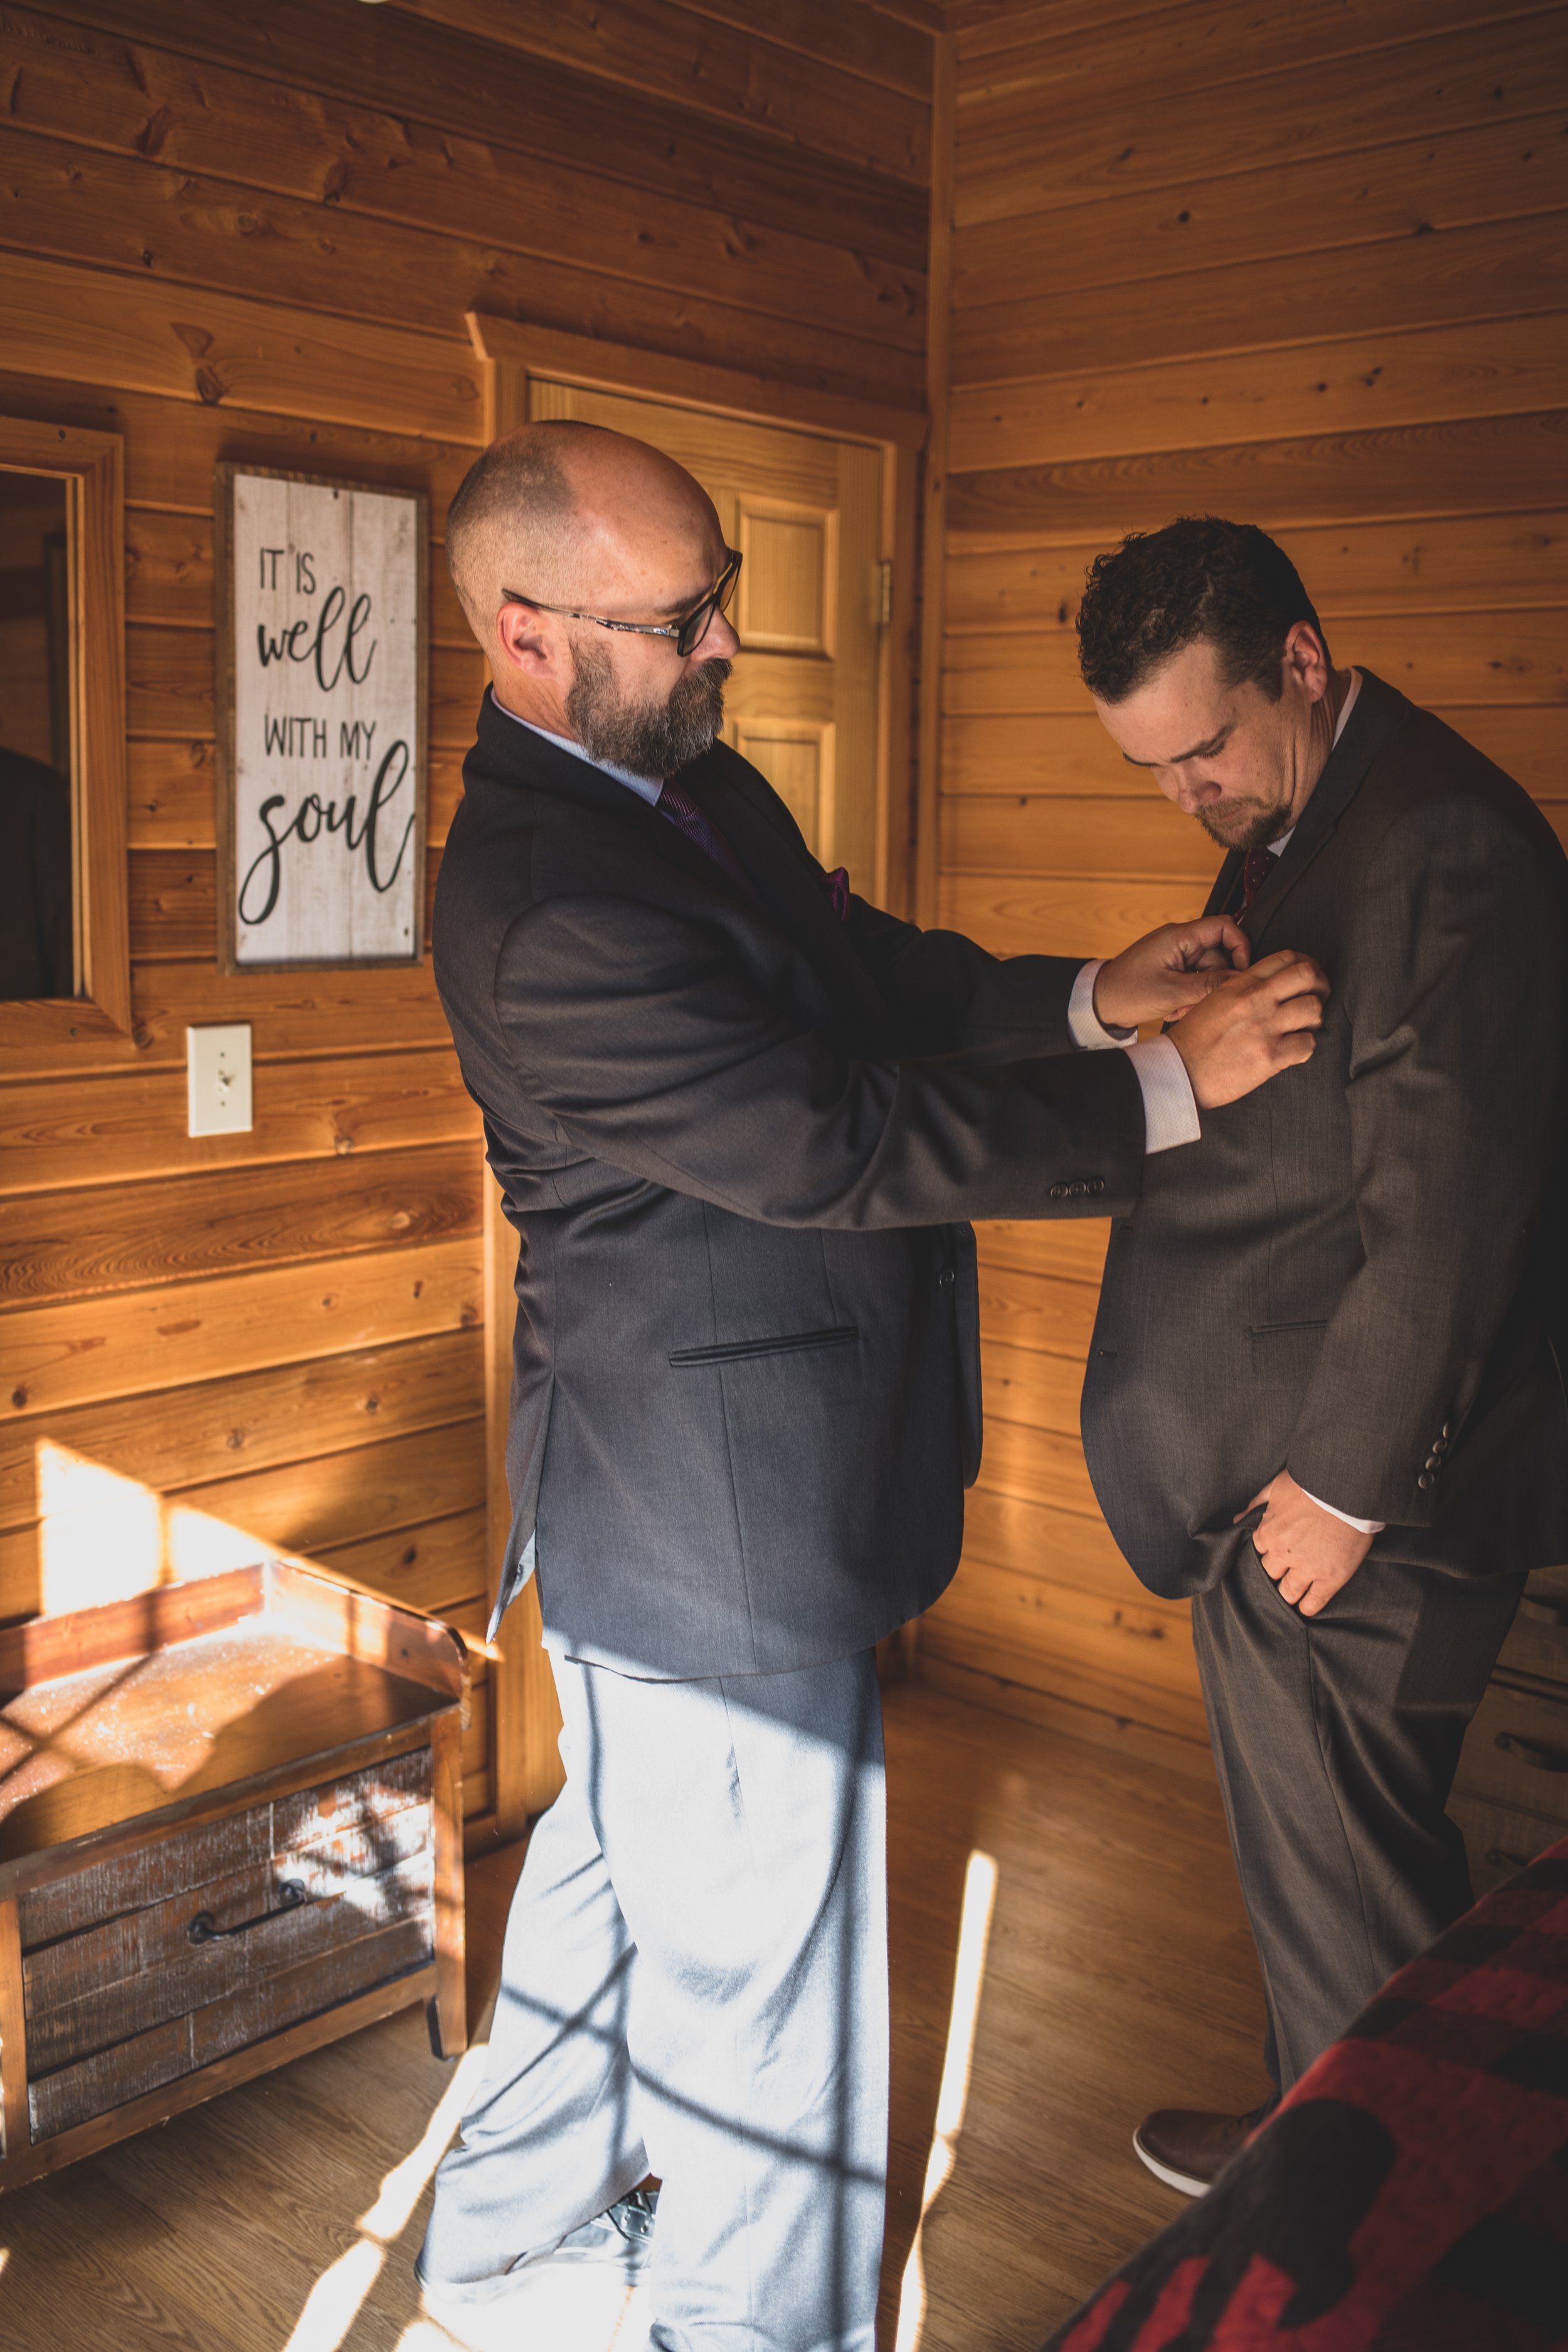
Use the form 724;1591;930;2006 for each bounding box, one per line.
501;548;742;659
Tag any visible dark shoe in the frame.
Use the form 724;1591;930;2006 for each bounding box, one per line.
1133;2102;1276;2196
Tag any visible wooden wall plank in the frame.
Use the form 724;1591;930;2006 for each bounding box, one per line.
963;1482;1135;1604
945;608;1568;714
0;1049;477;1197
0;1241;484;1422
950;312;1568;472
954;0;1550;137
0;1331;484;1534
125;508;472;647
46;0;929;260
384;0;930;180
953;216;1568;390
921;1564;1204;1740
0;1143;481;1307
954;12;1568;226
945;410;1568;536
127;847;445;966
312;1506;489;1618
0;1418;487;1621
125;623;484;746
0;368;479;517
980;1263;1110;1370
942;794;1222;879
670;0;933;95
980;1216;1113;1285
941;872;1215;959
0;119;924;386
955;112;1568;315
128;740;467;854
945;510;1568;631
0;250;482;442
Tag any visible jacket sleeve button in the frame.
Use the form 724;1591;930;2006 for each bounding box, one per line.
1417;1472;1435;1491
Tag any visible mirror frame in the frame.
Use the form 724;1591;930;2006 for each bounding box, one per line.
0;417;129;1045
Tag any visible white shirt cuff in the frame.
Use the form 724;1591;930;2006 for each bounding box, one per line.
1127;1037;1201;1153
1300;1486;1385;1535
1068;959;1135;1050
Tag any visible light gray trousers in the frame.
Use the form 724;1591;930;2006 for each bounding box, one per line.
419;1644;889;2351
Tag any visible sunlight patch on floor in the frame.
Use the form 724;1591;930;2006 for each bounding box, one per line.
279;2040;491;2352
893;1848;999;2352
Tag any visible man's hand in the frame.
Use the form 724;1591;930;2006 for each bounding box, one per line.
1167;950;1328;1107
1239;1470;1374;1616
1094;916;1251;1031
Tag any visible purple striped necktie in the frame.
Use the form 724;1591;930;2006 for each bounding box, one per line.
657;778;761;903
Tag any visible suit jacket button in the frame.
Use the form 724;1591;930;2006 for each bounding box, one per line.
1417;1472;1435;1491
938;1267;955;1288
1049;1183;1068;1200
1089;1178;1105;1195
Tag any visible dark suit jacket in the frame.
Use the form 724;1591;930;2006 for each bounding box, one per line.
435;692;1147;1678
1082;669;1568;1601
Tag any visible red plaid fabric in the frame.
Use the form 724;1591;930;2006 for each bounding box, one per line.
1046;1839;1568;2351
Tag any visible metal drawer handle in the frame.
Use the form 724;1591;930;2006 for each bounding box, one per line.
188;1878;307;1945
1520;1597;1568;1628
1495;1732;1568;1774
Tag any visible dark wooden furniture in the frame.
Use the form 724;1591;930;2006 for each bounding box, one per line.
1453;1561;1568;1897
0;1560;467;2190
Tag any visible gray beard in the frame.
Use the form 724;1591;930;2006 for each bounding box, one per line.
566;637;730;781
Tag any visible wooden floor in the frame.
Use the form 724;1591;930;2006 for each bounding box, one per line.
0;1682;1268;2351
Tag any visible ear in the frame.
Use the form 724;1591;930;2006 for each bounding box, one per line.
1283;620;1332;701
494;600;568;684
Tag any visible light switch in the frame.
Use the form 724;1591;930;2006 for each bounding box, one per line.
186;1023;253;1136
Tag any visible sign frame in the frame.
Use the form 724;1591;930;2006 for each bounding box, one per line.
214;462;430;975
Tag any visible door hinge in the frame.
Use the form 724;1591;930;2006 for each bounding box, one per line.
874;558;894;629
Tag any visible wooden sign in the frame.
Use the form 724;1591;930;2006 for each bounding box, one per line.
215;465;428;971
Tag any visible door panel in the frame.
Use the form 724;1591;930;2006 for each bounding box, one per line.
526;379;882;888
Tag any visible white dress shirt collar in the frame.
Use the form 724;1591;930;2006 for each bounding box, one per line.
1269;668;1362;856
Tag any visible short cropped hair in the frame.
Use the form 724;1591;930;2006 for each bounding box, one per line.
444;421;605;613
1076;516;1328;704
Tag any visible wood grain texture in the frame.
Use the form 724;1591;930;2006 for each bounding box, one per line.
385;0;930;181
0;1242;482;1422
954;110;1568;311
126;623;484;746
0;120;925;400
0;249;484;442
0;1143;481;1308
950;311;1568;473
945;509;1568;630
128;739;466;852
942;792;1223;878
941;871;1211;957
36;0;931;260
946;410;1568;536
312;1508;488;1620
953;216;1568;389
944;608;1568;713
127;847;445;965
921;1562;1205;1742
0;366;480;517
125;507;471;648
0;1049;477;1198
955;12;1568;226
0;1332;485;1534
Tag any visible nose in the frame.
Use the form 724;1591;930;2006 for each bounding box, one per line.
1173;766;1224;811
696;609;739;662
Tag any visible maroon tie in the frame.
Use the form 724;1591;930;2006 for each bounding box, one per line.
1242;845;1278;909
657;779;760;903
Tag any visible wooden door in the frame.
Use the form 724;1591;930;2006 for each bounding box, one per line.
527;380;886;891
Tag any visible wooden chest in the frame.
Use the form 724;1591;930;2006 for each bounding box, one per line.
0;1560;467;2190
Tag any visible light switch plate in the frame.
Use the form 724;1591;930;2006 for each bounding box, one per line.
186;1023;253;1136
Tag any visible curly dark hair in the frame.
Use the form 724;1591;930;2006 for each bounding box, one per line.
1076;516;1328;704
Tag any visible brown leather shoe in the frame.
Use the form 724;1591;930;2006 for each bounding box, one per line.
1133;2101;1276;2196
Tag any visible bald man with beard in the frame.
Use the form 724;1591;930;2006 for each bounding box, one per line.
416;421;1328;2350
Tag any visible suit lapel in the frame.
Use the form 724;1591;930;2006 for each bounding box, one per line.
1244;670;1412;941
